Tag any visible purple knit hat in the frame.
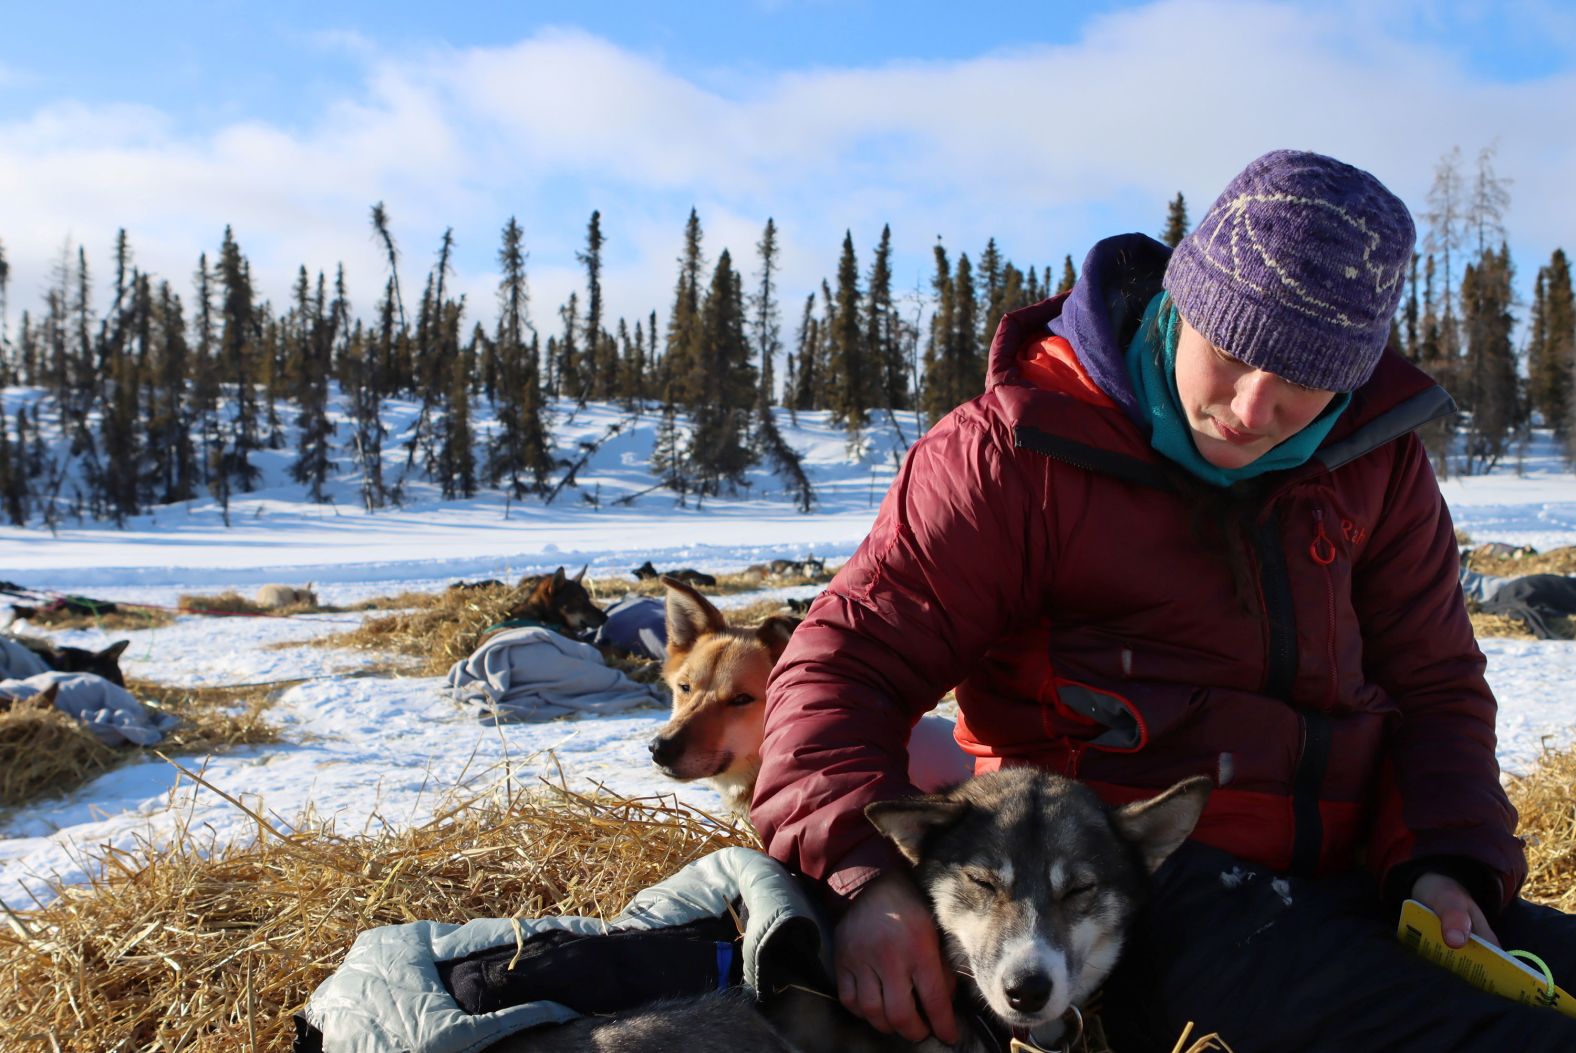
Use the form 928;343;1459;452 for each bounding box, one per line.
1162;149;1416;393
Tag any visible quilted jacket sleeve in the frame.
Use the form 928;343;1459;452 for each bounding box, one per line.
1356;434;1526;908
750;402;1049;904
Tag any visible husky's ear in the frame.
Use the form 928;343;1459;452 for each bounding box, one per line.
662;576;726;654
100;640;131;660
755;616;798;660
573;564;588;584
1111;775;1212;873
36;682;61;707
551;567;568;586
866;796;969;866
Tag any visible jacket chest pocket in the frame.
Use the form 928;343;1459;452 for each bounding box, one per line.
1283;497;1366;711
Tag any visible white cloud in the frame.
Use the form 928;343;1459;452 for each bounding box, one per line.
1;0;1573;342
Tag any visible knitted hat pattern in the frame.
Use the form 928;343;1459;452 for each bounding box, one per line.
1162;149;1416;393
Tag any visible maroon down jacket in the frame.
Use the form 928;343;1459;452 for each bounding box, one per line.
752;235;1524;910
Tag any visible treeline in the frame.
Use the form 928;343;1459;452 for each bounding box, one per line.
1394;146;1575;476
0;143;1571;530
0;203;1077;528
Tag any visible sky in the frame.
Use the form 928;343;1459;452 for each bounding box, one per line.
2;0;1575;345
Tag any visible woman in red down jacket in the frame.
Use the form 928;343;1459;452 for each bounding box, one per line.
752;150;1576;1050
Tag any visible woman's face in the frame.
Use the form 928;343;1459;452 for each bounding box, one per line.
1173;317;1338;470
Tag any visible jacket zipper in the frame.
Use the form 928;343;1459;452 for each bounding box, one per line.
1309;509;1340;710
1256;509;1329;875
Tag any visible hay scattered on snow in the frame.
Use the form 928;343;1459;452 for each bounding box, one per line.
1466;544;1576;578
1508;739;1576;913
0;769;756;1053
0;677;282;809
1468;610;1574;641
21;603;178;631
0;704;120;809
313;582;545;676
9;734;1576;1051
314;580;671;682
597;565;836;599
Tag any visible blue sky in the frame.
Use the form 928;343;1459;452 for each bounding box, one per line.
3;0;1574;340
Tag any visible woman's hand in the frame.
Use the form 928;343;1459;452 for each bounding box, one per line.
1412;871;1499;949
833;870;958;1044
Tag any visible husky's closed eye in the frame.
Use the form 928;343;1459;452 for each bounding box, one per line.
867;768;1211;1038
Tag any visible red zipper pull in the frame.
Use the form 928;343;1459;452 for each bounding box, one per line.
1310;509;1336;566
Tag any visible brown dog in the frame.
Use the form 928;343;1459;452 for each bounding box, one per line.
648;577;797;815
505;566;608;634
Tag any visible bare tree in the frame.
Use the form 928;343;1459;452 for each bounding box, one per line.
1424;146;1466;359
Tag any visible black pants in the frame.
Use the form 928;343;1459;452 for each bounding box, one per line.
1103;843;1576;1052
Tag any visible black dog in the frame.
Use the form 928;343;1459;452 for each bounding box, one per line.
632;561;716;587
12;637;131;687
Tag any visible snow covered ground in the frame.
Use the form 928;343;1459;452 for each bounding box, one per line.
1;408;1574;912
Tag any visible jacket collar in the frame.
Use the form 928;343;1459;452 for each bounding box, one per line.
984;236;1455;482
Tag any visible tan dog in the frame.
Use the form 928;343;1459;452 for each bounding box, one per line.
648;576;797;815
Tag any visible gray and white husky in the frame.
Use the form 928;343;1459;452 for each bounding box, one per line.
501;768;1210;1052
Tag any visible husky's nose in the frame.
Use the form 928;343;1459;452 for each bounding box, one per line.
648;736;678;767
1004;971;1052;1013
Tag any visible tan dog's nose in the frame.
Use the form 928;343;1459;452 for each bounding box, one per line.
649;735;680;768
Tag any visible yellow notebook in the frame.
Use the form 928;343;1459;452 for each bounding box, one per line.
1397;899;1576;1019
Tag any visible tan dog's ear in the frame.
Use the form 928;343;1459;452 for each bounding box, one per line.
866;795;969;865
755;616;799;660
662;575;726;654
1111;775;1212;873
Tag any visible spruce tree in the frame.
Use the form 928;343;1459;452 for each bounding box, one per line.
556;292;580;401
1402;253;1420;361
1459;244;1518;472
665;209;705;408
0;238;9;383
369;202;410;392
951;253;980;402
215;226;261;491
789;293;817;414
152;281;196;504
751;218;782;406
439;303;476;499
0;414;22;525
920;241;956;424
828;231;869;431
290;270;337;502
487;216;551;496
1531;249;1574;451
688;250;757;493
576;210;611;402
865;225;907;411
977;238;1005;352
1160;193;1189;247
1057;255;1077;295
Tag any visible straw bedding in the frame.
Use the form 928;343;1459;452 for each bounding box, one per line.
21;605;178;632
312;575;817;681
1466;544;1576;578
0;779;755;1052
1469;610;1574;641
313;581;567;677
3;735;1574;1051
1510;742;1576;913
0;678;282;810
